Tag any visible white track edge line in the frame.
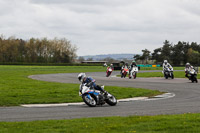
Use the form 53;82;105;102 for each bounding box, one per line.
21;93;175;108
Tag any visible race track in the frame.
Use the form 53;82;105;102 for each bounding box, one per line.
0;71;200;122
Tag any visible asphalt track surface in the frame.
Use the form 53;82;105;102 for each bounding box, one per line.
0;71;200;122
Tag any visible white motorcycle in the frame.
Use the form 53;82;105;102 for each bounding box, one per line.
162;67;174;79
79;84;117;107
129;66;138;79
185;68;198;83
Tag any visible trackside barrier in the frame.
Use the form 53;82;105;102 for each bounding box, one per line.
137;64;161;67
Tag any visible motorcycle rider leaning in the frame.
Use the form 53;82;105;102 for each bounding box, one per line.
129;61;137;74
78;73;106;93
162;60;172;70
121;62;128;74
185;63;192;78
107;64;114;72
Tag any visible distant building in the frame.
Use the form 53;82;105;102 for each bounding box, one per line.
81;61;108;65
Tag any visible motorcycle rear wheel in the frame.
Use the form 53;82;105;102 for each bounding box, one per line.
82;94;97;107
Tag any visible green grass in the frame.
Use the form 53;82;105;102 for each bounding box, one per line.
0;65;161;106
0;66;198;132
0;113;200;133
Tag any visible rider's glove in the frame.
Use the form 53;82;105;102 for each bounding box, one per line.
86;82;93;88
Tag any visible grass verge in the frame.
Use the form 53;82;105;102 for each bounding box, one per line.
0;65;161;106
0;113;200;133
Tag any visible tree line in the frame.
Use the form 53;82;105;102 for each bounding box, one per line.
0;36;77;63
134;40;200;66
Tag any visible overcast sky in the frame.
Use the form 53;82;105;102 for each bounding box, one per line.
1;0;200;56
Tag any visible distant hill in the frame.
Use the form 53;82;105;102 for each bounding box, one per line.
80;54;136;60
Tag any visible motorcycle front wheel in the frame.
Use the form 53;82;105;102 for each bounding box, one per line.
105;93;117;106
82;94;97;107
123;72;127;78
134;73;137;79
164;74;168;79
106;71;111;77
171;73;174;79
193;76;198;83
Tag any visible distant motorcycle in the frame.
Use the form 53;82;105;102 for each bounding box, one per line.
163;67;174;79
129;66;138;79
79;84;117;107
185;68;198;83
121;68;129;78
106;67;113;77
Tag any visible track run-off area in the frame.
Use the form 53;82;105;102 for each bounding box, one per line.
0;71;199;122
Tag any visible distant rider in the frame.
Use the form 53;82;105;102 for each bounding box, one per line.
103;62;107;67
129;61;137;74
121;63;128;72
185;63;192;78
107;64;114;72
162;60;173;71
120;63;129;77
78;73;106;93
